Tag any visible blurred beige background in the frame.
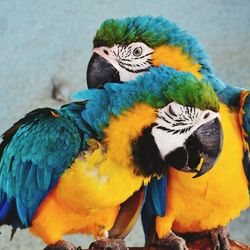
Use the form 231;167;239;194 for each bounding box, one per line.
0;0;250;249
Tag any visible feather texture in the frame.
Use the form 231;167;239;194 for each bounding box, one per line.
94;16;243;109
0;66;221;243
239;91;250;185
0;105;84;227
142;176;167;244
91;15;250;245
73;66;219;139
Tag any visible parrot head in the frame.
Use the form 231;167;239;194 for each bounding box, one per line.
127;68;222;178
132;101;222;178
87;15;208;88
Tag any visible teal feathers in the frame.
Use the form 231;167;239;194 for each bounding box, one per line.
73;66;219;138
93;15;249;186
94;16;206;65
0;66;219;229
0;106;84;226
93;16;243;109
92;16;250;244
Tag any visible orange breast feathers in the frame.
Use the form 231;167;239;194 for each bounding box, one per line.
152;45;202;80
156;103;249;238
30;103;155;244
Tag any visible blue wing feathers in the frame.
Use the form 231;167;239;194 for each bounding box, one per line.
0;192;12;221
16;197;29;226
141;187;157;244
142;176;167;243
0;105;85;227
0;200;12;221
149;177;167;216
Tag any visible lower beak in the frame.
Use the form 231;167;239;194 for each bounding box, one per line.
87;53;120;89
165;117;223;177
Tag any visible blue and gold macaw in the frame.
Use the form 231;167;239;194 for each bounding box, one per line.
0;66;222;249
86;16;250;249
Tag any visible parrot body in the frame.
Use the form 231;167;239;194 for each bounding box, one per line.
30;103;154;243
156;103;249;237
0;66;222;246
87;16;250;249
30;102;158;243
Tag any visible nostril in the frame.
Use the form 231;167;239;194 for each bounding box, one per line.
103;49;109;55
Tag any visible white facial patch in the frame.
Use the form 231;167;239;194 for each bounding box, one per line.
93;42;153;82
151;102;220;159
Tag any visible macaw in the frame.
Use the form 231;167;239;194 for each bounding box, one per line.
86;16;250;250
0;66;222;249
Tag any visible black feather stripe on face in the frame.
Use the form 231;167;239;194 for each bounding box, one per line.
131;124;167;177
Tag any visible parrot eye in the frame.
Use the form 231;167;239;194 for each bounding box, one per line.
203;112;210;119
133;47;143;57
103;49;109;55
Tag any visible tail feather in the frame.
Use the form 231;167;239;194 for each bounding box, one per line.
0;191;10;222
0;190;24;229
0;200;12;222
141;205;156;246
141;176;167;245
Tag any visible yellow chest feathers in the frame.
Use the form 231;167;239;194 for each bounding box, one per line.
152;45;202;80
31;103;156;243
166;103;249;232
50;103;155;211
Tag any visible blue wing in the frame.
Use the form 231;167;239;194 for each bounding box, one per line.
141;176;167;244
0;104;85;228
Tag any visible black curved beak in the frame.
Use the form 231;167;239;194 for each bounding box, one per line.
164;117;223;178
87;53;120;89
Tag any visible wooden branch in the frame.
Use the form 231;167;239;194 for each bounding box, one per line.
187;238;250;250
44;238;250;250
128;239;250;250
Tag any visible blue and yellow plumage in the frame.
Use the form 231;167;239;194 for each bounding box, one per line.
0;66;221;246
87;15;250;248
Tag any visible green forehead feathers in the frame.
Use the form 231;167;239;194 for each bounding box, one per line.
93;16;206;64
94;16;180;48
159;77;219;112
134;67;219;112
